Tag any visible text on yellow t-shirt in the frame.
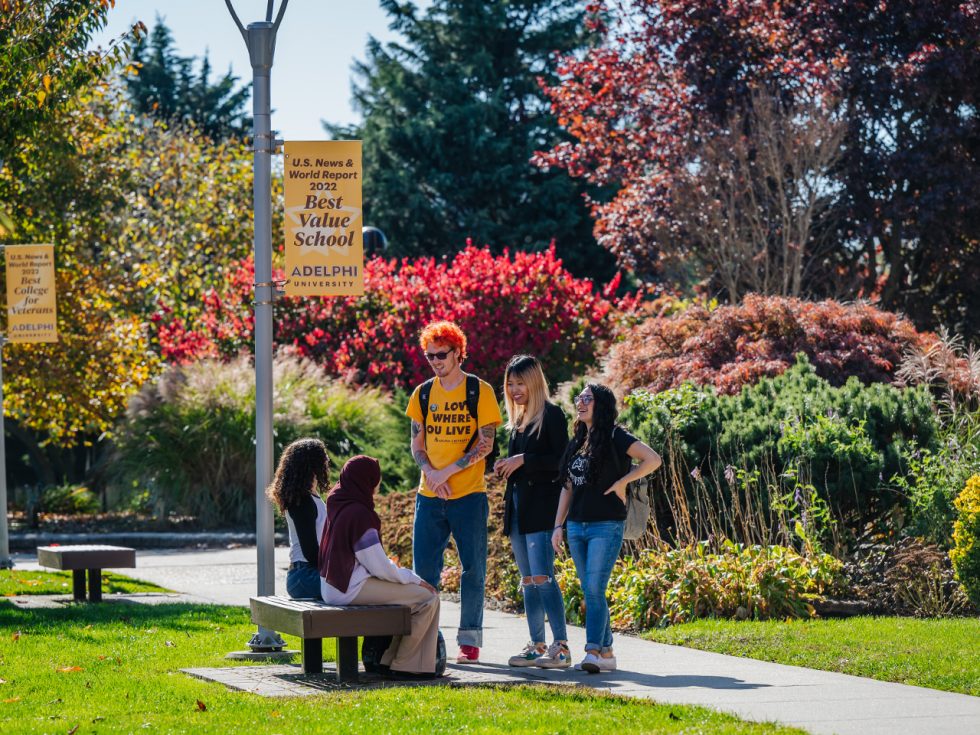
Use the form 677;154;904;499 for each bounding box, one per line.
405;376;502;499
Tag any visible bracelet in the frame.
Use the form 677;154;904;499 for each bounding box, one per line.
553;525;563;531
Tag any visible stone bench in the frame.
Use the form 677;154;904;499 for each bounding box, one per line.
36;545;136;602
250;595;411;682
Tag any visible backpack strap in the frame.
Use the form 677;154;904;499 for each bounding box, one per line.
418;377;436;434
464;374;481;421
463;374;483;453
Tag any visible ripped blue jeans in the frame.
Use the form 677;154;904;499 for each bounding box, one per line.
510;504;567;643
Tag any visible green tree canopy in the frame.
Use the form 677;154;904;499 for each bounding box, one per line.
125;17;251;140
330;0;614;277
0;0;138;235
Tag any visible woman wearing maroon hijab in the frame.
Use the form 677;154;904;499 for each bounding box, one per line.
319;455;441;678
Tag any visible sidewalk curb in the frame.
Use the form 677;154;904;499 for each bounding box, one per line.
8;531;288;551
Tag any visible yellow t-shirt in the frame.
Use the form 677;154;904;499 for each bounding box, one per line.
405;376;502;500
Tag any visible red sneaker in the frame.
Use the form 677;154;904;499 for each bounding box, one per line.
456;645;480;664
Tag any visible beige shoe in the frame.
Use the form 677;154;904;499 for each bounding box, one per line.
534;641;571;669
508;642;546;667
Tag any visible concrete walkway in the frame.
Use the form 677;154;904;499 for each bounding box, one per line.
11;546;980;735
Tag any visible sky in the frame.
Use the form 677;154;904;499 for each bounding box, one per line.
93;0;429;140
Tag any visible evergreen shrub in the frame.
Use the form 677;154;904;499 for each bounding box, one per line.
622;357;938;536
108;354;413;527
894;331;980;546
38;484;100;515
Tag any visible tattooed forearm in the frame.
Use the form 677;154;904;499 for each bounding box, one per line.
414;448;432;470
454;425;496;470
411;421;432;470
477;425;495;453
480;424;496;445
454;447;482;470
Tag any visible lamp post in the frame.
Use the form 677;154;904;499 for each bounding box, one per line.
225;0;288;653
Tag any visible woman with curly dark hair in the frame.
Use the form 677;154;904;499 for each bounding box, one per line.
552;383;661;673
266;438;330;599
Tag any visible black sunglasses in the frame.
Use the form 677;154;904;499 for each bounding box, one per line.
425;350;453;362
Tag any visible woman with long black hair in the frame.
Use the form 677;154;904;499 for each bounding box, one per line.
552;383;661;673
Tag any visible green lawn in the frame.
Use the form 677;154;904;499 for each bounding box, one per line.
0;569;167;596
0;600;804;735
643;616;980;696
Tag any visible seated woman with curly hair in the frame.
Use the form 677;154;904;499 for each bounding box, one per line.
266;438;330;599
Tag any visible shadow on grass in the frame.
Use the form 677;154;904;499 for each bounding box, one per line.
0;599;249;632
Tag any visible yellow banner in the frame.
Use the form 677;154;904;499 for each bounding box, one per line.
283;140;364;296
5;244;57;343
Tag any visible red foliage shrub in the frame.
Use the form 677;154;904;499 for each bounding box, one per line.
606;294;933;395
155;244;635;389
150;264;255;364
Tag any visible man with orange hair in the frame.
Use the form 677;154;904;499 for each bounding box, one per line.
406;320;502;664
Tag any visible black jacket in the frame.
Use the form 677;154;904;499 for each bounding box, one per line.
502;402;569;534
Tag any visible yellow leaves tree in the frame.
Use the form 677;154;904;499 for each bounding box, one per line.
3;266;158;446
0;85;271;489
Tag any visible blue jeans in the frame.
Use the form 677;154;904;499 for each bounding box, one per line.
413;492;488;647
285;561;321;599
567;520;624;652
510;526;567;644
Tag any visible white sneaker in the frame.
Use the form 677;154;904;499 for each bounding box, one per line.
574;652;599;671
534;641;571;669
580;652;616;673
